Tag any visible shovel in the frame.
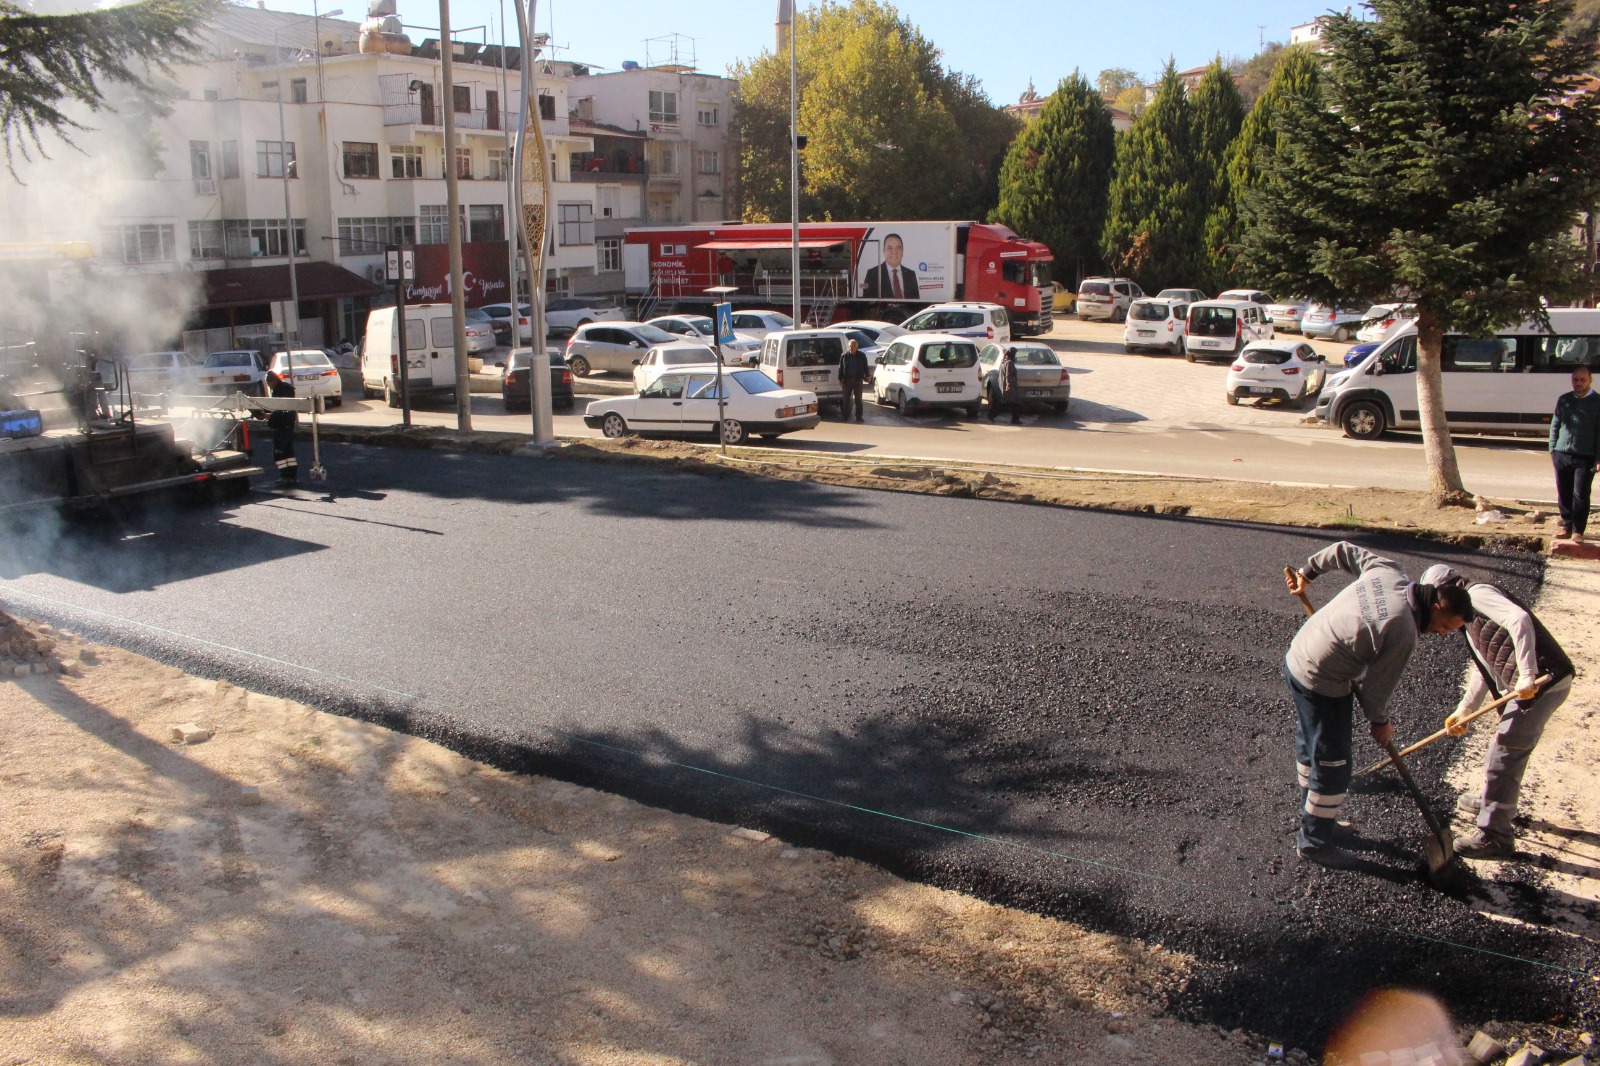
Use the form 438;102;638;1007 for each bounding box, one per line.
1380;739;1466;889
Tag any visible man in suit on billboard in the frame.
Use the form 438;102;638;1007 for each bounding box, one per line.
861;232;920;300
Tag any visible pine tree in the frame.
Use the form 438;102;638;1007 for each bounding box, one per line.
1101;64;1206;294
1187;61;1245;294
0;0;217;171
1205;47;1322;291
990;73;1115;288
1236;0;1600;503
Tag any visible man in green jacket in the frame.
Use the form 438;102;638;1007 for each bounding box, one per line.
1550;364;1600;542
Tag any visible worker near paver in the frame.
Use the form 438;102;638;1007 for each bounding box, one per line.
1549;364;1600;543
1419;564;1574;861
990;347;1021;425
838;338;869;424
265;367;298;484
1283;542;1474;868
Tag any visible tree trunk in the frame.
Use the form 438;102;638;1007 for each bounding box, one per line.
1414;307;1470;506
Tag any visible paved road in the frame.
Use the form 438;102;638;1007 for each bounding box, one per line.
322;317;1554;499
1;444;1586;1045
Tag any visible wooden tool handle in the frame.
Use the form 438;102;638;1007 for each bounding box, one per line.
1361;672;1554;775
1284;565;1314;617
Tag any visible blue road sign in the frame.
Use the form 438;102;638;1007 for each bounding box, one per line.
715;303;735;345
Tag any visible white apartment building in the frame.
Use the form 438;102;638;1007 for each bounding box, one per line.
0;3;739;351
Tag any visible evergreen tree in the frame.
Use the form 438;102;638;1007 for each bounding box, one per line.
1236;0;1600;503
1187;60;1245;294
1205;47;1322;291
990;73;1115;288
0;0;216;171
1101;64;1206;294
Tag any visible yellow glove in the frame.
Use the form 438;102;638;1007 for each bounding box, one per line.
1444;712;1469;737
1515;684;1540;702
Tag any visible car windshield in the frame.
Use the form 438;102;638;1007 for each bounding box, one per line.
731;369;781;393
919;341;978;368
1129;302;1170;322
465;309;492;322
1013;347;1060;366
1242;348;1293;365
1081;282;1111;297
634;325;677;344
767;313;794;328
507;351;530;370
204;353;253;367
663;347;714;365
1156;289;1192;300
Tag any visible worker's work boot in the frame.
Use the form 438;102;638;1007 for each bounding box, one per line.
1296;843;1359;869
1454;829;1515;861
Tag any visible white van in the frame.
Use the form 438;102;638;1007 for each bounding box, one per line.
899;302;1011;344
361;303;461;407
873;332;983;417
757;328;848;411
1314;309;1600;439
1184;300;1273;362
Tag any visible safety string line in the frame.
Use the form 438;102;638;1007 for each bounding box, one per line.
3;587;1593;980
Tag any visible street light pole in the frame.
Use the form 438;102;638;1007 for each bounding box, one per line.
776;0;800;326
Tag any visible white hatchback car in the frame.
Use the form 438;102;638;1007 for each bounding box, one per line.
1123;298;1190;355
873;332;983;417
269;349;343;406
1224;340;1328;407
645;314;762;364
583;366;820;445
729;309;796;340
633;340;720;391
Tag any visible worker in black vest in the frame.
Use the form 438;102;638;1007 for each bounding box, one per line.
838;338;869;423
266;365;298;484
1421;564;1574;860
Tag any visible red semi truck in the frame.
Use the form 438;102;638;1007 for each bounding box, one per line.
621;221;1057;335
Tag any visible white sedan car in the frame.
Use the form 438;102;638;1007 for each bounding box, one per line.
645;314;763;364
269;349;344;406
1224;340;1328;407
583;366;820;445
728;309;795;340
194;349;268;395
1356;303;1417;344
633;340;720;391
546;297;627;335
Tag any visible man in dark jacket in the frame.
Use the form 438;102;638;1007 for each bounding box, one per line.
989;347;1021;424
266;367;298;484
1549;364;1600;542
1421;564;1573;860
838;338;869;423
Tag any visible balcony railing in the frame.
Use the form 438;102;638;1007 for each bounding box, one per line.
384;103;519;131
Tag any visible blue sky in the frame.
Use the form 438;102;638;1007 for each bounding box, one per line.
286;1;1329;106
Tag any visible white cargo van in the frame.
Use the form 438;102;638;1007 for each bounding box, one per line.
757;328;848;411
1314;309;1600;439
361;303;460;407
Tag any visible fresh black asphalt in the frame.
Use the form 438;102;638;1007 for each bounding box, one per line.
2;442;1593;1048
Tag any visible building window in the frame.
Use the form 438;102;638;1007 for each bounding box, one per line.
558;202;594;246
467;204;504;242
697;102;719;126
539;93;555;121
337;217;388;254
486;89;500;130
697;149;720;175
455;147;473;179
203;88;220;102
419;204;450;244
102;224;176;264
221;140;239;179
597;237;621;273
391;144;423;178
453;85;471;113
487;148;507;181
290;77;308;103
223;218;305;258
648;89;678;126
598;185;620;219
189;140;211;179
343;141;379;179
188;220;224;259
655;143;677;176
256;140;296;178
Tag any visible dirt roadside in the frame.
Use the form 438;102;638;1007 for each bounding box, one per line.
2;440;1595;1065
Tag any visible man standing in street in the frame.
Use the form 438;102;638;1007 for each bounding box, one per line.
989;347;1021;425
1283;542;1474;868
1420;564;1574;861
1550;364;1600;542
838;338;869;423
265;364;299;485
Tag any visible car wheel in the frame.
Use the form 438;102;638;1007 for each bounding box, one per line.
1225;391;1239;406
1124;344;1135;354
1168;341;1182;356
601;412;629;438
896;389;912;416
965;402;981;418
1183;342;1196;363
1298;386;1316;410
1113;308;1126;323
385;382;400;408
1340;399;1386;440
720;418;747;445
1334;326;1351;343
568;354;591;377
1053;400;1069;416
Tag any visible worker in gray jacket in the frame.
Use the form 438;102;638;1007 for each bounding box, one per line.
1284;542;1474;868
1420;564;1574;861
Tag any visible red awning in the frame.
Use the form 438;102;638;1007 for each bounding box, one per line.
199;262;381;309
695;239;844;251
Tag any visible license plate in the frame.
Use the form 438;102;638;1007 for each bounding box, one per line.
1247;386;1275;395
802;371;826;382
1201;340;1223;347
936;382;962;393
1137;331;1154;337
1024;389;1048;397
